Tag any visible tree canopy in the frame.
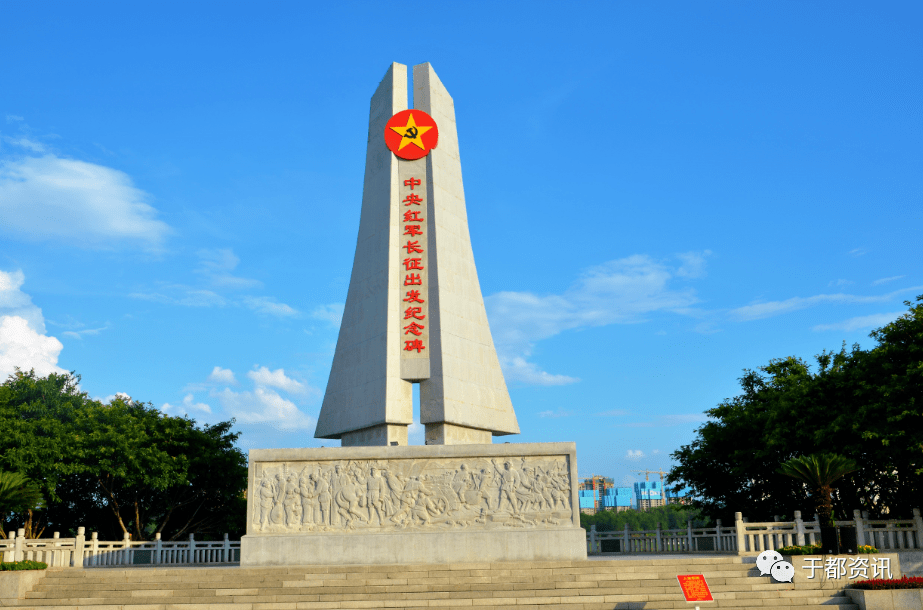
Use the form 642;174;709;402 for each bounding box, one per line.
669;295;923;522
0;370;247;540
580;504;710;532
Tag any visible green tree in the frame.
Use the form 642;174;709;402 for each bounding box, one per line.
777;453;858;526
0;471;44;538
0;369;247;540
669;295;923;522
580;505;710;532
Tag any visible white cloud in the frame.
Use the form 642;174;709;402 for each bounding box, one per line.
0;155;170;251
61;325;107;340
849;248;869;257
728;287;923;321
2;136;45;153
502;357;579;386
537;409;571;418
626;450;644;460
101;392;132;404
208;366;237;385
872;276;905;286
311;303;344;326
0;270;47;333
486;253;704;386
215;386;314;431
0;269;65;380
242;296;298;317
675;250;712;279
247;366;307;395
0;316;65;380
129;286;227;308
813;311;905;333
162;393;212;416
828;279;853;288
195;248;262;290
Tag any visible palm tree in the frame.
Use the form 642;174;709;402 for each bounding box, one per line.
0;471;44;538
777;453;858;526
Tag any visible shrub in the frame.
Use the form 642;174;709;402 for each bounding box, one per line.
851;576;923;590
780;543;822;555
858;544;880;553
0;560;48;571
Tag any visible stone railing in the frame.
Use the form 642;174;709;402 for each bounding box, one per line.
587;521;738;554
0;527;240;567
587;508;923;555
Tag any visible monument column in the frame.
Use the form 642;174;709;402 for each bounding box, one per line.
315;62;519;446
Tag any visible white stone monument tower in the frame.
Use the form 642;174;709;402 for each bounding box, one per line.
241;63;585;566
314;62;519;447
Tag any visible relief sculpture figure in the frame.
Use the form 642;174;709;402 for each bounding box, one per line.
258;478;275;530
493;459;521;514
299;474;317;527
316;471;331;526
366;467;388;525
283;473;300;527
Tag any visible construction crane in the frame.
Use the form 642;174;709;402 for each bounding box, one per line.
631;469;668;489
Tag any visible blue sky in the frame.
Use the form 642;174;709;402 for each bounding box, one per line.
1;2;920;498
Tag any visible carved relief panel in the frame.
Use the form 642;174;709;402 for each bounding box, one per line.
249;455;573;534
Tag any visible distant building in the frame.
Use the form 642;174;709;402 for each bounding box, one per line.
600;487;632;512
666;486;690;505
578;476;631;514
634;480;664;510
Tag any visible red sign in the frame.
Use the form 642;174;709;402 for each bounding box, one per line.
384;110;439;160
677;575;713;602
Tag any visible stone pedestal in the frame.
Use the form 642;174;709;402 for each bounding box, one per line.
241;443;586;566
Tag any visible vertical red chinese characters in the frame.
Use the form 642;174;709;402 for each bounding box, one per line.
399;169;428;356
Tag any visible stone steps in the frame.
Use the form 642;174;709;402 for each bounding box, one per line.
3;557;860;610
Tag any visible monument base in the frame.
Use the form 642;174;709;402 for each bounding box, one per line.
243;443;585;566
241;527;585;566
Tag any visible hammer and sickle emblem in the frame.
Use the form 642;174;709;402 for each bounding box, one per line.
404;126;419;139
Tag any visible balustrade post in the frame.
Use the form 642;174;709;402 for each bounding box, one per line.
854;509;866;547
913;508;923;550
735;512;746;556
589;525;597;553
623;523;629;554
715;519;721;551
656;522;662;552
154;533;162;565
51;532;59;567
122;532;131;566
75;527;85;568
814;514;821;546
687;520;693;552
91;532;99;566
222;533;230;563
14;528;25;562
794;511;805;546
189;533;195;563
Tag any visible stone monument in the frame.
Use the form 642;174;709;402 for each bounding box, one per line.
241;62;586;566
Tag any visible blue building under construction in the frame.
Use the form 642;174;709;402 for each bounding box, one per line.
578;476;632;514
